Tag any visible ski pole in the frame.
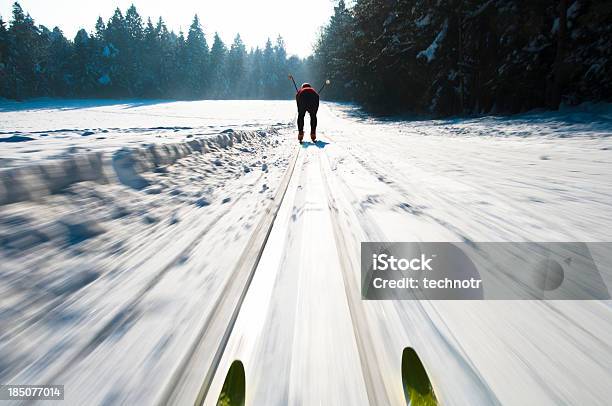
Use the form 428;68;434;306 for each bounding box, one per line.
288;74;298;92
318;79;331;94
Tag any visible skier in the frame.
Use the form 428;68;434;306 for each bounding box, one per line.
295;83;319;143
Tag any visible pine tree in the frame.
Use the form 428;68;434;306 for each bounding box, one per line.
314;0;357;100
184;14;209;98
141;17;159;96
46;26;71;95
155;17;175;96
246;46;264;98
172;29;188;97
124;5;144;95
0;16;8;64
8;2;44;98
273;35;288;97
94;17;105;41
90;15;107;95
227;34;247;98
262;38;275;98
71;28;97;96
0;16;8;95
209;32;227;98
125;5;143;41
103;7;134;95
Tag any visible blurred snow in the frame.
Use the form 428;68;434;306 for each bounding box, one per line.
0;100;611;404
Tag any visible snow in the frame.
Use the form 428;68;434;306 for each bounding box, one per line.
585;62;603;78
467;0;494;19
417;18;448;63
102;44;117;58
553;2;580;34
567;1;580;19
526;34;552;53
0;99;294;168
1;100;611;404
383;12;396;27
415;13;431;28
98;74;110;85
552;17;560;34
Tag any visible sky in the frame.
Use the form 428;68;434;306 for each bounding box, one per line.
0;0;336;57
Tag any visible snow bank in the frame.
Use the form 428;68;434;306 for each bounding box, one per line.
0;129;277;205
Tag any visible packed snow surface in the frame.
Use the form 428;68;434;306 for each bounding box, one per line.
0;100;611;405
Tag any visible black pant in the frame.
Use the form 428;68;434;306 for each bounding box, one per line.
297;92;319;134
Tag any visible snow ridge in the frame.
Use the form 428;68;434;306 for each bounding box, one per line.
0;129;278;206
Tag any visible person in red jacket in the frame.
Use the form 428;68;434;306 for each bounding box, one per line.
296;83;320;143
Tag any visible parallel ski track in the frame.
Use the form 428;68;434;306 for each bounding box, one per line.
158;145;301;406
319;134;501;404
317;147;391;405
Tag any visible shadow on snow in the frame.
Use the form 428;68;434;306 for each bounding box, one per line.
301;140;329;149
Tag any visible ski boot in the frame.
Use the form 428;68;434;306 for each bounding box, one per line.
311;132;317;143
298;131;304;144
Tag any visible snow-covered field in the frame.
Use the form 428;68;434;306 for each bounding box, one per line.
0;99;294;167
1;99;611;405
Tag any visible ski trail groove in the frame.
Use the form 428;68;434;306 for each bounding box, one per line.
159;145;301;406
317;140;501;404
317;148;391;405
324;132;473;242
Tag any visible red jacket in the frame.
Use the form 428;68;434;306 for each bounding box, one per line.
297;86;318;97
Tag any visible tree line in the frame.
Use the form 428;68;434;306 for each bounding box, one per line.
0;2;311;100
312;0;611;115
3;1;609;116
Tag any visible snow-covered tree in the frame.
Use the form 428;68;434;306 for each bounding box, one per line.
313;0;355;100
313;0;611;115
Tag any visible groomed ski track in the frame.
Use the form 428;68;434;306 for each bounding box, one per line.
163;117;611;405
1;101;611;405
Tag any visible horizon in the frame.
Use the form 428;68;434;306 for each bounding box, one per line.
0;0;335;57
